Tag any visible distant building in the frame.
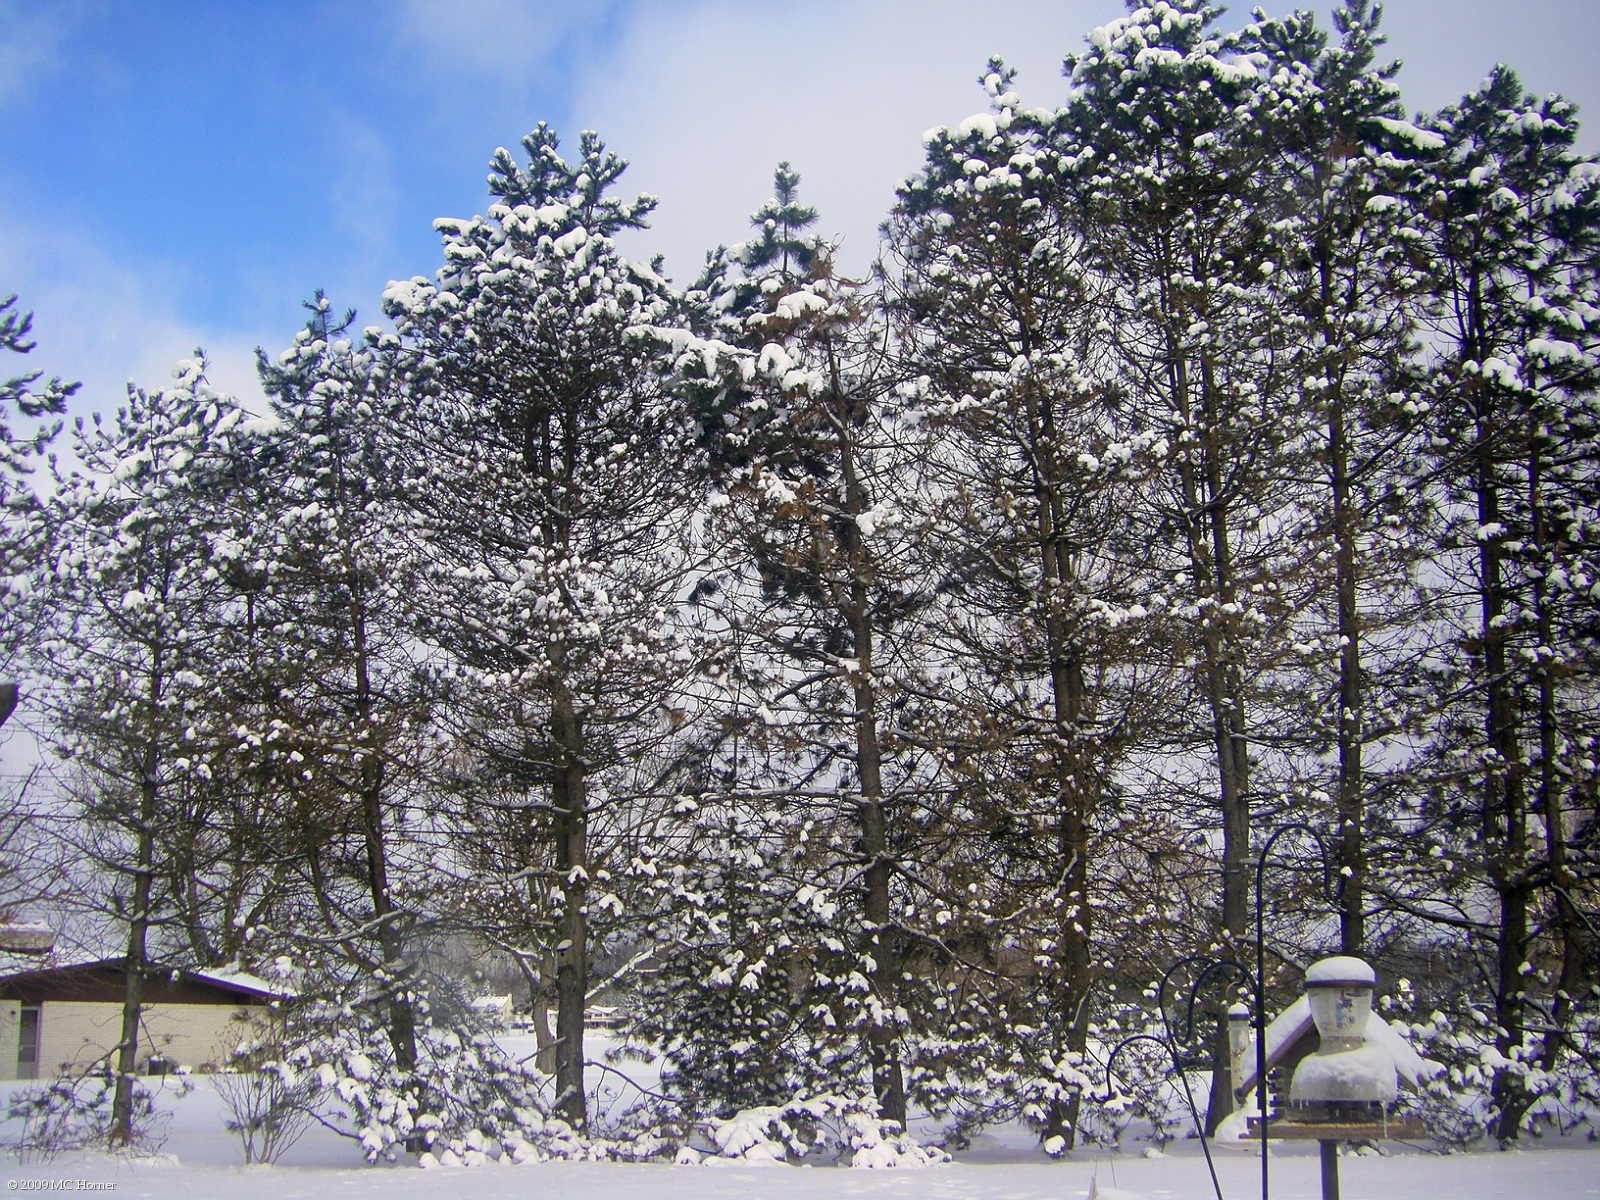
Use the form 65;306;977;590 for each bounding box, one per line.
585;1004;623;1030
0;960;281;1080
469;993;513;1027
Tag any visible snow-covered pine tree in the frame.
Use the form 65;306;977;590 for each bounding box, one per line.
382;126;709;1131
888;60;1175;1150
1415;65;1600;1141
1058;0;1338;961
230;293;434;1075
739;162;822;288
35;359;251;1142
672;162;933;1127
0;294;75;941
0;294;74;680
1056;0;1341;1127
1248;1;1440;957
0;294;73;491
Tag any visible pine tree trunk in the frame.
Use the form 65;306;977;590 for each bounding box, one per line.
360;762;415;1071
551;686;589;1131
1027;379;1094;1151
1475;397;1531;1145
1200;353;1253;946
1527;425;1590;1076
852;664;906;1127
1329;382;1366;954
1180;351;1252;1133
834;358;907;1129
1041;648;1093;1150
111;729;159;1145
534;953;559;1076
353;596;416;1072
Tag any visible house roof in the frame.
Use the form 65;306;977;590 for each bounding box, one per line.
0;922;55;954
0;960;282;1006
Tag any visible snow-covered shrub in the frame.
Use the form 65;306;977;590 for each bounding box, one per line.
1387;983;1600;1148
219;970;554;1166
1398;1005;1504;1149
1535;999;1600;1139
705;1093;948;1168
1082;1019;1186;1152
627;797;864;1119
908;991;1095;1155
1;1069;169;1162
298;1002;553;1162
583;1100;696;1163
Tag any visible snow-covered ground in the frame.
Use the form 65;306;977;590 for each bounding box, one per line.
1;1035;1596;1199
3;1112;1598;1200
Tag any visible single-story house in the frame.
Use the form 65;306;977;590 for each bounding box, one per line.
0;960;281;1080
469;993;513;1027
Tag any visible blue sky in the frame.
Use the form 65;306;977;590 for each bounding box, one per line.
3;0;1598;416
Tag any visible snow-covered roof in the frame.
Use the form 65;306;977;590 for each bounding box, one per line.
0;959;290;1004
1289;1040;1399;1103
186;967;291;999
1363;1012;1437;1085
0;922;55;953
1235;994;1440;1097
1236;993;1315;1095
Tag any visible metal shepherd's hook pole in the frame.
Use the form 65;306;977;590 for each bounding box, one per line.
1252;822;1339;1200
1104;954;1253;1200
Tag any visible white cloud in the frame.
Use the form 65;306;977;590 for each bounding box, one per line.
573;0;1109;282
4;0;1595;446
0;210;270;420
396;0;624;77
325;111;403;292
570;0;1600;283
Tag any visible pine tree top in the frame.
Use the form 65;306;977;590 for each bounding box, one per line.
740;162;824;282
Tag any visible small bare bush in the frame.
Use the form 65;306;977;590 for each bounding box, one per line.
215;1042;319;1165
1;1068;169;1162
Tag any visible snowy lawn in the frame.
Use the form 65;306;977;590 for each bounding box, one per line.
1;1037;1597;1198
3;1114;1599;1200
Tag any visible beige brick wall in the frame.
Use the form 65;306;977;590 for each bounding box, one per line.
22;1001;267;1078
0;1000;17;1076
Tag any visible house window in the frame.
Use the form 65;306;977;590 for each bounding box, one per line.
17;1005;40;1080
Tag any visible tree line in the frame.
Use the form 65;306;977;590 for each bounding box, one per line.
0;0;1596;1155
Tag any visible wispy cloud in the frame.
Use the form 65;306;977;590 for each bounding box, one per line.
0;0;93;108
571;0;1106;282
0;208;269;418
322;111;403;303
395;0;625;78
569;0;1600;284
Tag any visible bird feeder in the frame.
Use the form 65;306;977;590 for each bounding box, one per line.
1289;956;1398;1116
1238;955;1439;1200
